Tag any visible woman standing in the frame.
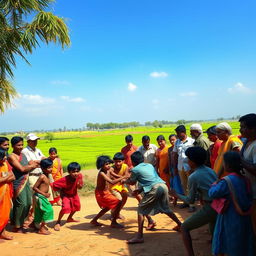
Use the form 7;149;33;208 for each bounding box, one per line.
8;137;37;233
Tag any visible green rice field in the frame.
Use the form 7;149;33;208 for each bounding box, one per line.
3;121;240;171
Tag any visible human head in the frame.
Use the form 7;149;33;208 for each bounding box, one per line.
175;125;187;140
131;151;144;166
96;155;113;170
0;137;9;152
185;147;207;169
0;148;6;164
239;113;256;139
67;162;81;179
125;134;133;147
216;122;232;141
156;135;166;148
11;136;24;153
142;135;150;150
190;123;203;139
169;134;177;146
223;151;241;174
113;152;125;169
49;147;58;160
206;125;218;142
40;158;53;174
26;133;40;150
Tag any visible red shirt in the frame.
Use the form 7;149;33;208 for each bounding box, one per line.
121;144;137;169
210;139;222;169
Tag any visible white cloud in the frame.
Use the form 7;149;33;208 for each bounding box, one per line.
21;94;55;104
150;71;168;78
60;96;85;102
51;80;70;85
227;82;252;94
180;91;198;97
128;82;137;92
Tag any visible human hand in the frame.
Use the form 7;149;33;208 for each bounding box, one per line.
45;193;51;198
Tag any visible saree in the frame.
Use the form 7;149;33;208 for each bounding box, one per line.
12;153;31;228
0;162;13;232
213;135;242;178
156;145;170;188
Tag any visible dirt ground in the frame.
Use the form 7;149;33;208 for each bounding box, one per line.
0;170;212;256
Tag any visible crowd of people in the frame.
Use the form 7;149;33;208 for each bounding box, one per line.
0;113;255;256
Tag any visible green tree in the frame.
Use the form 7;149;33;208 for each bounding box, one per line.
0;0;70;112
45;132;54;142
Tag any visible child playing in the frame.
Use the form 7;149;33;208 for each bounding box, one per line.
109;152;129;219
33;159;54;235
209;151;255;256
90;155;128;228
0;149;15;240
53;162;83;231
48;147;63;206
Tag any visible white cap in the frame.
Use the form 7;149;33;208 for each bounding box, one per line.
26;133;40;141
190;123;203;132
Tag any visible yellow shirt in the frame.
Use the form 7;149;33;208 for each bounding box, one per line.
109;163;128;192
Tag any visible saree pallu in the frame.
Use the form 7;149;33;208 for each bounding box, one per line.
0;162;13;232
12;154;32;228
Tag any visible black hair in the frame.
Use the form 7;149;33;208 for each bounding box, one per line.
131;151;144;166
96;155;113;170
223;151;242;174
113;152;125;161
49;147;57;154
142;135;150;142
0;148;6;160
169;134;177;139
185;147;207;166
67;162;81;172
206;125;217;135
0;137;9;145
175;125;186;133
11;136;23;146
40;158;53;170
157;135;165;141
239;113;256;129
125;134;133;142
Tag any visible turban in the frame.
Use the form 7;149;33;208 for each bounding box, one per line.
216;122;232;134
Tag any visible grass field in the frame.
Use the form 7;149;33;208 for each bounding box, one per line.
4;121;240;170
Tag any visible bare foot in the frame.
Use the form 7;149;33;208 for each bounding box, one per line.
66;218;80;223
110;222;124;229
54;223;61;231
146;221;156;230
0;230;13;240
90;220;103;227
38;229;51;235
127;237;144;244
117;214;125;220
12;227;25;233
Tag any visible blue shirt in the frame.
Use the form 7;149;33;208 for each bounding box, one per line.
130;163;165;193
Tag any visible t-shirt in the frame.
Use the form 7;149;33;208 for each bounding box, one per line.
173;137;194;171
129;163;164;193
22;146;44;175
137;144;158;166
242;140;256;199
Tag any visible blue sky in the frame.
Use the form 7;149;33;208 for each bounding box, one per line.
1;0;256;132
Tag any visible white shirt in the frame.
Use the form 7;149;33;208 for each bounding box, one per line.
137;144;158;166
22;146;45;175
242;140;256;199
173;137;194;171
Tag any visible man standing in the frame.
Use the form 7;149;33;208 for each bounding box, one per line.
137;135;158;167
22;133;45;188
173;125;194;211
190;124;210;151
239;113;256;239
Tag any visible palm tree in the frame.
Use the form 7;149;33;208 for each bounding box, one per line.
0;0;70;112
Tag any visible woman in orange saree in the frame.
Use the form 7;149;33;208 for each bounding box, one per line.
0;149;15;240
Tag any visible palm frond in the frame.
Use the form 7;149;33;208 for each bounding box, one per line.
0;78;17;113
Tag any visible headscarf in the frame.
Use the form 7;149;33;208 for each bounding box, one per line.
216;122;232;135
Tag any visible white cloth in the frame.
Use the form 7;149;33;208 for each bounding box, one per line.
173;137;194;171
216;122;232;134
242;140;256;199
137;144;158;166
190;123;202;132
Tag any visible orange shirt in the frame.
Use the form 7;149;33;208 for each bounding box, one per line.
52;158;63;181
121;144;137;169
156;145;170;188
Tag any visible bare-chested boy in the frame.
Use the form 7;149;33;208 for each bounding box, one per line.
33;159;54;235
90;155;128;228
